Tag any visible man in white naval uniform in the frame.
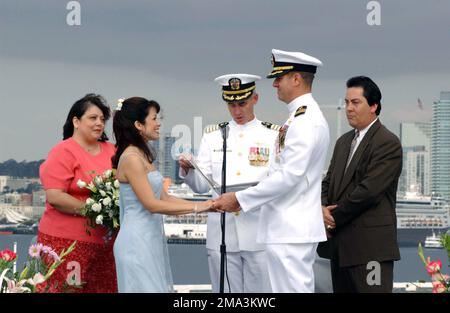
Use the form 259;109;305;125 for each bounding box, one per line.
179;74;279;293
214;50;330;292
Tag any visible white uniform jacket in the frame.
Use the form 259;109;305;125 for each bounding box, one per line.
180;118;279;252
236;94;330;244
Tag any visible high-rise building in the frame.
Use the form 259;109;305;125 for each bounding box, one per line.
163;135;177;182
403;146;430;195
399;122;431;195
0;176;8;193
151;134;181;183
431;91;450;200
150;140;160;170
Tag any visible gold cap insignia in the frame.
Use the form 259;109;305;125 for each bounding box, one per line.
229;78;241;91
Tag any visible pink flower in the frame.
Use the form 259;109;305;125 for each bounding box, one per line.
431;273;449;282
28;243;43;259
425;258;442;275
48;250;60;262
41;245;52;254
432;281;448;293
0;249;17;262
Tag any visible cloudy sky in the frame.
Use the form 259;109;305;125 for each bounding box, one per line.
0;0;449;162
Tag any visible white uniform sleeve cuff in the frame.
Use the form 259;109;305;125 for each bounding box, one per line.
236;191;250;213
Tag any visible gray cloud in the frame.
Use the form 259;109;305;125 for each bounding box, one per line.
0;0;449;162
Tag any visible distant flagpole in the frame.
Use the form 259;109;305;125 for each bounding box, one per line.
417;98;423;110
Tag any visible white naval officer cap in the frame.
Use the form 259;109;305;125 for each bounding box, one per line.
214;73;261;102
267;49;323;78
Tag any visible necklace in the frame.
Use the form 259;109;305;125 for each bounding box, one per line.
74;138;100;154
83;144;99;152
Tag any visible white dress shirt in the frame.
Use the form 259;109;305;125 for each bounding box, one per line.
348;117;379;163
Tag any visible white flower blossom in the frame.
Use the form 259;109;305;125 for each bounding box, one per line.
115;200;120;207
116;98;124;111
91;203;102;213
76;179;87;189
103;197;112;206
26;273;45;286
85;198;95;205
5;278;31;293
104;169;112;178
95;215;103;225
87;182;97;193
105;182;112;191
99;190;106;197
114;180;120;188
94;176;103;186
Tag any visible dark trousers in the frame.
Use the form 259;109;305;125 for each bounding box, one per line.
331;259;394;293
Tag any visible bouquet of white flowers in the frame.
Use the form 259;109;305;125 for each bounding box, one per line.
77;169;120;238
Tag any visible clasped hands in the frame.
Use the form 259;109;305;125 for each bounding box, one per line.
212;192;241;213
322;204;337;237
197;192;241;213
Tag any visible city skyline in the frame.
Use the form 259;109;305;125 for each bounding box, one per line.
1;1;449;163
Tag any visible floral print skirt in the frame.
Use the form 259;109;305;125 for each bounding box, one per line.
36;231;118;293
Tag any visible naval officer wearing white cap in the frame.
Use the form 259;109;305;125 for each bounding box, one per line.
214;50;330;292
179;74;279;293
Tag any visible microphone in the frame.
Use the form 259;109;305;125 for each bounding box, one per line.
219;122;229;140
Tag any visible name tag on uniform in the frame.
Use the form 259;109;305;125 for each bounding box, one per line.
248;147;269;166
213;149;232;153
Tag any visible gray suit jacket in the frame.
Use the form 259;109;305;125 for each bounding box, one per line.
318;119;402;267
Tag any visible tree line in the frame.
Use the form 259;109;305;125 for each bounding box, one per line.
0;159;45;178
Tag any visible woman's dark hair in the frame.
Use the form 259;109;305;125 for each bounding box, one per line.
62;93;111;141
346;76;382;115
111;97;161;169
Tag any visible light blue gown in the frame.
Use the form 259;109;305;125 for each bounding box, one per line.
114;171;174;292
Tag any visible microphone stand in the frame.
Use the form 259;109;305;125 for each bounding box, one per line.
218;122;229;293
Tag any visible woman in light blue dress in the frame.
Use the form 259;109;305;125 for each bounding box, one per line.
111;97;213;292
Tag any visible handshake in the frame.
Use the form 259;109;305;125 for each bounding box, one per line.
196;192;241;213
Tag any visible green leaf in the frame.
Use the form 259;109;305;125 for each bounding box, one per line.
18;266;29;280
418;243;427;266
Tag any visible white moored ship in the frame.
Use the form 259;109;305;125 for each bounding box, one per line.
165;184;210;244
424;231;444;249
396;190;450;246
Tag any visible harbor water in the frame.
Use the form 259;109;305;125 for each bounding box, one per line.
1;234;448;285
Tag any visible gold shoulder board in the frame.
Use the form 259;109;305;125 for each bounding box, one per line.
294;106;307;117
261;121;281;131
204;124;220;134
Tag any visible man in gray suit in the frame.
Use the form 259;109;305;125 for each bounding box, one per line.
318;76;402;293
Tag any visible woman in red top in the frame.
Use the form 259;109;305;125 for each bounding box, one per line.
38;94;117;293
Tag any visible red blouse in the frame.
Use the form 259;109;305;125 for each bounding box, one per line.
39;137;116;244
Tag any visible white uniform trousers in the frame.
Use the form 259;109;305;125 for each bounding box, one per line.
265;243;318;293
207;249;272;293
